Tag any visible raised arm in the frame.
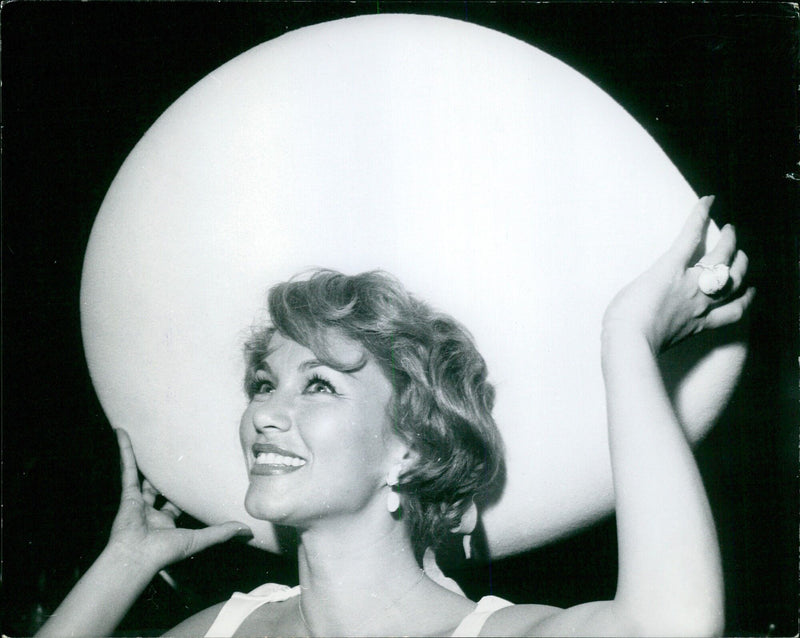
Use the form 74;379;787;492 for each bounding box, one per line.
598;197;755;635
36;429;251;638
488;197;754;637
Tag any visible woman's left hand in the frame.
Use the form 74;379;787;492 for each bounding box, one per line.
603;196;756;353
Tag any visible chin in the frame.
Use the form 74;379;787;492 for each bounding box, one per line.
244;486;287;521
244;486;296;523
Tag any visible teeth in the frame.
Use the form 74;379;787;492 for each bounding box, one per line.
254;452;306;467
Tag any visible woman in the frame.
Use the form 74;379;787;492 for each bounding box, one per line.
37;196;754;637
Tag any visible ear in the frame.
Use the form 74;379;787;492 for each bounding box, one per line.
398;447;420;478
451;497;478;534
384;438;420;484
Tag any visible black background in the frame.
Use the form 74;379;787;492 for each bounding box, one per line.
3;2;797;636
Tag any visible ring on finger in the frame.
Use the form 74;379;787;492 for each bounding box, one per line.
693;261;731;296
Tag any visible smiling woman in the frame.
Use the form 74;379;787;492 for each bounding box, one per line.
40;194;759;635
77;12;745;560
4;3;796;638
241;270;503;556
240;331;399;527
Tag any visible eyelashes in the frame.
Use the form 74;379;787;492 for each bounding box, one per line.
248;370;274;397
305;373;337;395
248;371;338;397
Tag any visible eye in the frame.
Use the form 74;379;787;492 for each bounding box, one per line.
249;371;275;397
305;374;337;395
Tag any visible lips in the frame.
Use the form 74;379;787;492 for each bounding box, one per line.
250;442;307;476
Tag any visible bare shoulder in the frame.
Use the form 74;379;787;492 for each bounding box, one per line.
479;602;563;636
481;600;641;637
162;602;226;637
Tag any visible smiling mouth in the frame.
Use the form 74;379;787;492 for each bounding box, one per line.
251;444;306;476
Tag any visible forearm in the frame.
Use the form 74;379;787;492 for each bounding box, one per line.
36;544;158;637
602;326;723;636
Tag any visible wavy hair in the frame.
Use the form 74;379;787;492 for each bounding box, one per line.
243;269;504;555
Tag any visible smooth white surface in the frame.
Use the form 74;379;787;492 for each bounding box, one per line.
81;14;745;556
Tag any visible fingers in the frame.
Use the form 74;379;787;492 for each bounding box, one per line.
116;429;142;502
116;431;184;520
160;501;183;519
693;230;748;299
669;196;714;266
671;196;754;336
699;223;737;269
703;286;756;330
142;479;158;506
143;478;183;520
728;249;749;294
184;522;253;557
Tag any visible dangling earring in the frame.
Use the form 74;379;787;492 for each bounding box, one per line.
387;490;400;513
386;467;401;513
450;498;478;560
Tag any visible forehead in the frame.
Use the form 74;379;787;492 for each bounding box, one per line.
263;331;368;373
264;333;392;397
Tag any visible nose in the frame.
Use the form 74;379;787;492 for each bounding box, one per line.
250;394;293;433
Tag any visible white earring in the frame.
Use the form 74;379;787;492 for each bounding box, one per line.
386;468;401;513
387;491;400;513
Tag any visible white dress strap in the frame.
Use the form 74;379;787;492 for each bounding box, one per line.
204;583;300;637
450;595;513;637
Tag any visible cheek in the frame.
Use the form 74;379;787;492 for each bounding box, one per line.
239;408;253;450
308;410;387;465
349;416;394;470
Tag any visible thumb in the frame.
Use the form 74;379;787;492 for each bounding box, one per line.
186;522;253;555
668;196;714;266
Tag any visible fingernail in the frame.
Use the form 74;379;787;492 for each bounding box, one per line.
697;195;714;219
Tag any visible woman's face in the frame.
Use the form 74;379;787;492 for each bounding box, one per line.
239;331;399;526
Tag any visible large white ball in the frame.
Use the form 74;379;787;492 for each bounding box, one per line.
81;14;745;556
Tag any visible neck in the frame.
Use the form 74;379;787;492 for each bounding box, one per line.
295;512;424;635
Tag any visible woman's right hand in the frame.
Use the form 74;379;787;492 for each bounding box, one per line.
107;429;252;575
35;430;252;638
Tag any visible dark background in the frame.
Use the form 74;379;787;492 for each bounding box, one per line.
3;2;797;636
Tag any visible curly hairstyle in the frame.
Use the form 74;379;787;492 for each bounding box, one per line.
243;269;504;555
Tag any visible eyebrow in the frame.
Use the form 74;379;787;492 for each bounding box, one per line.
256;359;338;374
299;359;326;372
258;348;367;375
